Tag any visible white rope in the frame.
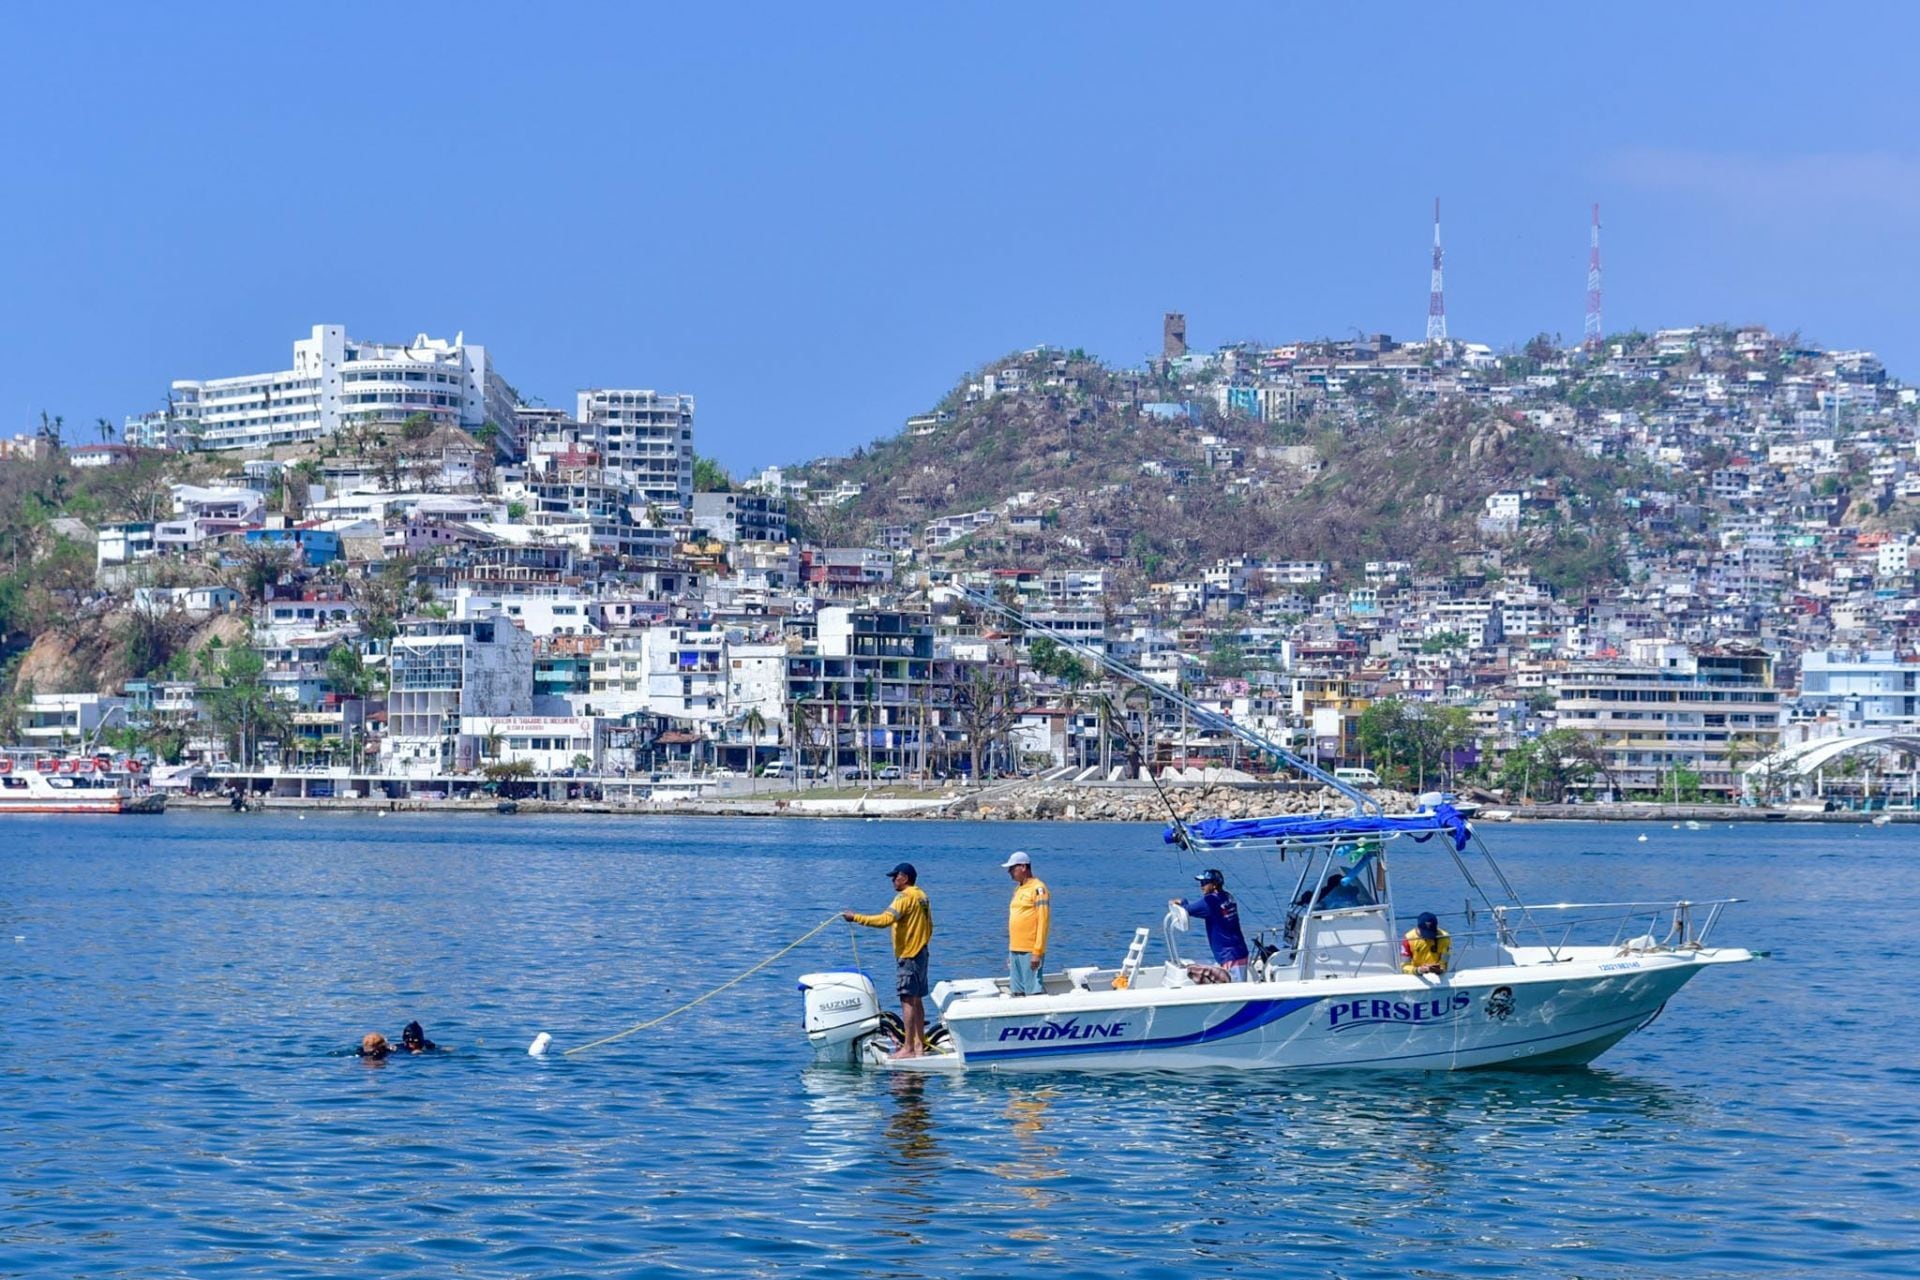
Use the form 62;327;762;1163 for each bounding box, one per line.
561;912;842;1057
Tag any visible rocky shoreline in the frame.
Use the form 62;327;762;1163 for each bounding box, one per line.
936;784;1418;823
165;784;1910;824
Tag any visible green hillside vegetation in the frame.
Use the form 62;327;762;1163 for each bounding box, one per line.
790;350;1650;588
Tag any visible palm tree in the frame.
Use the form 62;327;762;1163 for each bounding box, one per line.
1096;694;1113;776
790;694;814;792
742;707;767;794
1124;683;1155;779
96;417;116;445
861;673;879;782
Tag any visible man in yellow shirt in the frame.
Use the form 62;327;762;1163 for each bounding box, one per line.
844;862;933;1058
1400;911;1451;975
1002;850;1051;996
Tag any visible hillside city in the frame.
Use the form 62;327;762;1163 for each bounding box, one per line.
2;315;1917;808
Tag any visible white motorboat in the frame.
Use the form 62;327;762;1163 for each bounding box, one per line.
800;803;1752;1073
0;754;167;814
797;588;1753;1073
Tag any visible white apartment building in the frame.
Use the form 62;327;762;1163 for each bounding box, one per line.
1554;640;1781;797
15;694;129;748
96;523;157;576
582;627;787;733
137;325;519;454
574;389;695;509
464;714;600;773
1024;609;1107;657
1797;650;1920;732
451;587;602;639
1040;568;1109;607
383;614;535;775
691;491;789;543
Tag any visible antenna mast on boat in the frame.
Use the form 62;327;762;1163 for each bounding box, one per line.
950;585;1382;815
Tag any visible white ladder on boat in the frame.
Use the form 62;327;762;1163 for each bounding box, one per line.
1117;927;1151;987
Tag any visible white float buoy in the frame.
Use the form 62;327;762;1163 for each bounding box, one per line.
528;1032;552;1057
1637;834;1649;842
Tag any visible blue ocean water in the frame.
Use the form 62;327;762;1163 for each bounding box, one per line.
3;812;1917;1278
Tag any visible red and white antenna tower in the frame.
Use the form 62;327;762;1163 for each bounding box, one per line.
1426;197;1447;344
1584;203;1603;349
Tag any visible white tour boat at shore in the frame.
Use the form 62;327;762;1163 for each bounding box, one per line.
0;754;167;815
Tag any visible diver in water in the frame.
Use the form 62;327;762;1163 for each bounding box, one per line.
400;1021;439;1053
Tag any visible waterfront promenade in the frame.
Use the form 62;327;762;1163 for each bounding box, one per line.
164;768;1912;823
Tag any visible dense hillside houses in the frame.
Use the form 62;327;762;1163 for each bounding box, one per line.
5;318;1920;805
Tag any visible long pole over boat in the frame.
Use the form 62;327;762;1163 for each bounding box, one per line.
949;585;1383;815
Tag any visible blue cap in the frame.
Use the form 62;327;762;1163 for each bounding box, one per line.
1416;912;1439;937
887;862;916;880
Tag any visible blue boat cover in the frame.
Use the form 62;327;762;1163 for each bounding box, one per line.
1167;803;1473;852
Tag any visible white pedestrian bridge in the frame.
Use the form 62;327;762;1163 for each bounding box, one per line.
1744;731;1920;792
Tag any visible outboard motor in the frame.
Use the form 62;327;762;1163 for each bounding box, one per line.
798;971;883;1063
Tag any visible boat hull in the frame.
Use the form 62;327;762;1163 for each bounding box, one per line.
927;952;1747;1072
0;793;167;815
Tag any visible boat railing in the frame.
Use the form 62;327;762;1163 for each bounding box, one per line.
1488;898;1743;963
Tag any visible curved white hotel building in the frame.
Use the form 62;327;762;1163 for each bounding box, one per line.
131;324;520;455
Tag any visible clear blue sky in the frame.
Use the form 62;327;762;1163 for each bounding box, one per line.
4;4;1918;470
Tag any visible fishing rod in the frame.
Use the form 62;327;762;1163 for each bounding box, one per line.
950;585;1382;816
1095;690;1196;849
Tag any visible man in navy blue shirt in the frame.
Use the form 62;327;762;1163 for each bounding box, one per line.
1171;869;1252;981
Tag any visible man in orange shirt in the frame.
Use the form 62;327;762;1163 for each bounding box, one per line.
1002;850;1051;997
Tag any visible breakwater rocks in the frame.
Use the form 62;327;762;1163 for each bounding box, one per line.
938;785;1419;823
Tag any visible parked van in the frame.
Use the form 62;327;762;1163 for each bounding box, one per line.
761;760;797;779
1334;767;1381;787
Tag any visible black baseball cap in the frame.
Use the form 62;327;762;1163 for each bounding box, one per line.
1416;911;1440;937
887;862;917;880
1195;868;1225;886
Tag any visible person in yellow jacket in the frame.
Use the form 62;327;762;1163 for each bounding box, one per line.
843;862;933;1058
1400;911;1451;975
1002;850;1051;996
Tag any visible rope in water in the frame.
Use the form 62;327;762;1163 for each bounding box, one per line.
562;912;843;1057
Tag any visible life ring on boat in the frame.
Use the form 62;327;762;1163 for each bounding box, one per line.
73;758;94;774
0;757;11;774
36;757;57;772
94;756;111;773
126;759;145;773
59;759;78;773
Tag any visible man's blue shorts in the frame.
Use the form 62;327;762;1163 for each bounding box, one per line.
896;948;930;999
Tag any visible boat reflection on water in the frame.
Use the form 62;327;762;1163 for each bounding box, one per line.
994;1087;1066;1223
801;1062;1701;1221
882;1072;942;1171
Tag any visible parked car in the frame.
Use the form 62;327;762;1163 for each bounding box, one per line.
877;765;903;781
